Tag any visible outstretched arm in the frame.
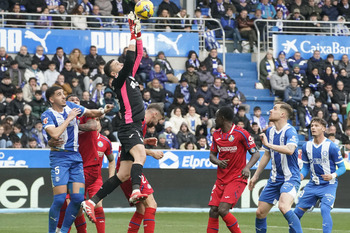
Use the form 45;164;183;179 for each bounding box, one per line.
249;150;271;190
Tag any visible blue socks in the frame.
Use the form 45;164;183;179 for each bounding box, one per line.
48;193;66;233
283;210;303;233
255;217;267;233
294;207;305;219
321;204;333;233
60;193;84;233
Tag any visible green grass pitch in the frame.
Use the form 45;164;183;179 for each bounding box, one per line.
0;212;349;232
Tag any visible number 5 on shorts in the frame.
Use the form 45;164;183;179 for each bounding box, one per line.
55;166;60;175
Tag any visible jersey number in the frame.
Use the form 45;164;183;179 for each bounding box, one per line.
55;166;60;175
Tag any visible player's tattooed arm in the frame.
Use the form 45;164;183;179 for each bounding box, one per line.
209;151;229;169
79;119;98;131
106;153;116;178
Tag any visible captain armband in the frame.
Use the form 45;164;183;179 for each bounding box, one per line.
249;147;259;155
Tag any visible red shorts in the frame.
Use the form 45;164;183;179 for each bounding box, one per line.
84;165;103;199
120;173;154;206
208;179;247;208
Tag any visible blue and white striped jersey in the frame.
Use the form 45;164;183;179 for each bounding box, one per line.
263;124;300;183
302;139;343;185
41;101;86;154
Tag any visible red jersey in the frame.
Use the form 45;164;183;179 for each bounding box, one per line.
97;133;113;167
78;116;99;168
116;120;147;170
210;124;256;185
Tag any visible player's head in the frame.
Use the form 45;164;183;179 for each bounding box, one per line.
46;86;66;107
104;59;124;78
215;106;234;129
310;117;327;137
66;94;80;105
269;101;293;122
145;103;164;127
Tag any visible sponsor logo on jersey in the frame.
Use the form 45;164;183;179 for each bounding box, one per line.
43;117;48;125
248;135;255;145
290;135;297;143
218;146;237;153
228;135;234;142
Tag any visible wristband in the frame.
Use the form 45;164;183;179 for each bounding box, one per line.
99;108;105;115
331;173;336;179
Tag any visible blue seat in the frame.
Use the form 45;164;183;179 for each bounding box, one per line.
164;82;177;94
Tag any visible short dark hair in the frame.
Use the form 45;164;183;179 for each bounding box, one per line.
254;106;261;111
302;96;309;101
56;47;63;51
46;86;62;102
66;94;78;101
28;137;37;142
217;106;234;122
35;90;42;95
90;45;96;49
275;101;293;119
238;106;246;112
147;103;165;118
104;59;114;78
82;64;89;69
16;88;22;94
310;117;327;128
64;60;71;65
252;122;258;126
315;98;322;103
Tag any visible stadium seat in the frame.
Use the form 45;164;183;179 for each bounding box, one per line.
164;83;177;94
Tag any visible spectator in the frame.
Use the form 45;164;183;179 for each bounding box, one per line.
218;7;242;53
87;5;106;28
251;106;268;131
85;46;105;74
142;89;153;110
71;78;83;100
31;120;48;148
286;9;306;33
226;79;246;104
5;61;23;88
209;77;228;103
287;51;308;74
193;95;209;118
149;63;168;86
250;122;262;148
51;47;69;72
203;49;223;74
0;76;16;99
181;64;199;90
298;96;314;134
155;133;170;149
80;0;93;14
289;64;308;89
41;83;48;101
210;0;231;19
71;4;88;30
338;54;350;74
338;69;350;93
284;77;302;109
62;0;77;14
27;137;38;148
319;83;338;112
276;51;290;74
17;104;37;135
144;126;158;149
167;93;188;116
0;47;13;80
215;65;231;86
99;88;119;120
36;8;53;29
149;78;166;105
154;51;178;83
69;48;85;74
174;77;195;104
184;105;202;134
44;61;60;87
81;64;102;92
15;45;32;72
0;90;7;120
208;95;223;119
23;77;40;102
322;0;339;21
186;51;200;71
275;0;289;19
234;106;252;131
80;90;99;109
307;67;323;92
91;82;104;103
60;60;77;85
303;0;322;20
327;126;342;142
177;122;197;147
333;80;348;114
32;45;50;71
259;50;276;89
29;90;48;119
157;0;180;17
197;62;215;86
322;66;337;87
193;8;206;31
9;124;28;148
137;48;153;83
111;0;130;16
236;9;257;53
312;98;330;121
270;66;289;99
0;124;12;148
162;121;179;149
6;4;27;28
173;8;191;31
290;0;305;15
274;10;284;32
52;74;72;96
325;54;338;76
320;14;331;34
169;106;185;134
338;0;350;20
229;96;241;115
52;4;71;29
334;15;350;36
95;0;112;16
257;0;276;18
24;61;45;86
303;86;316;108
93;62;108;86
155;9;172;32
328;112;344;134
307;50;325;75
26;0;47;13
195;82;212;104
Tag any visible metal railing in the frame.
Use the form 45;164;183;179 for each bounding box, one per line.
0;12;226;68
253;19;350;81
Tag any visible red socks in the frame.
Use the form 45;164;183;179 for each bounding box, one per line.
207;217;219;233
128;211;144;233
95;207;105;233
223;213;241;233
74;214;87;233
144;207;156;233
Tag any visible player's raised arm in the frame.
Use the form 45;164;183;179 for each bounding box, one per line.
249;150;271;190
83;105;114;118
260;129;298;156
132;19;143;77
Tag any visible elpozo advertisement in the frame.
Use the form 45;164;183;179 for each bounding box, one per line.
0;149;269;169
0;28;199;56
273;34;350;60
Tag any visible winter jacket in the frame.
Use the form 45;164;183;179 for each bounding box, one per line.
137;57;153;76
6;98;27;116
284;85;302;103
22;83;40;102
44;69;60;87
184;113;202;135
0;82;16;98
85;53;105;71
203;55;223;73
181;71;199;90
95;0;112;16
24;68;45;86
29;98;48;119
270;73;289;92
307;56;325;75
51;53;69;72
32;54;50;71
149;70;168;85
15;52;32;70
26;0;47;13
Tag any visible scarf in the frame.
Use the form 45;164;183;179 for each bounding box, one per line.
305;106;312;126
0;57;8;72
91;89;104;102
189;59;200;69
180;85;190;103
204;31;220;50
228;89;240;99
217;72;228;79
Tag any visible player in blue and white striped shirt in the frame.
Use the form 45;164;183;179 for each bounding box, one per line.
249;102;303;233
42;86;113;233
294;117;346;233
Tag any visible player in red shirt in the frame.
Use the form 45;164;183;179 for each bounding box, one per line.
207;106;260;233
